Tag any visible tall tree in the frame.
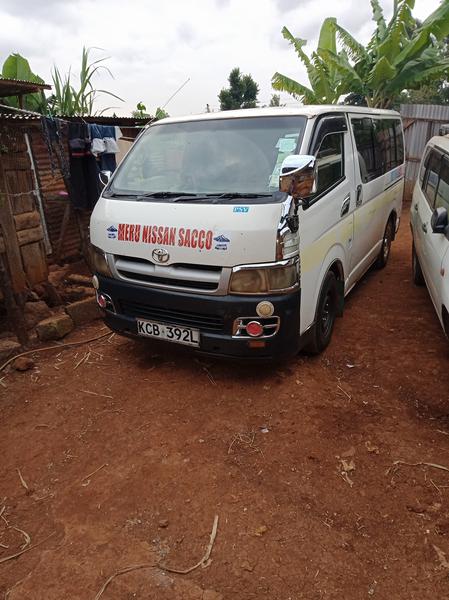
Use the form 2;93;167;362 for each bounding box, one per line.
273;0;449;109
219;68;259;110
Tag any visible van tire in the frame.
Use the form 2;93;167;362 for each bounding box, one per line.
443;308;449;339
412;243;425;286
306;271;338;355
375;218;394;269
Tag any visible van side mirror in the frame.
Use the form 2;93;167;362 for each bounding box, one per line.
431;207;448;234
279;154;316;205
99;170;112;187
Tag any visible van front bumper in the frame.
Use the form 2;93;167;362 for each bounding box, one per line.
96;275;301;359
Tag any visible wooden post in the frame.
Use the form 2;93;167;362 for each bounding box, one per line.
0;187;27;293
0;251;28;346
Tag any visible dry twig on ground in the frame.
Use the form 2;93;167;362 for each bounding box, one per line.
0;332;112;373
81;464;108;484
16;468;29;492
158;514;219;574
228;431;261;455
387;460;449;475
0;532;55;565
94;515;219;599
94;563;156;600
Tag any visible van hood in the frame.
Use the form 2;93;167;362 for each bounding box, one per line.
90;197;284;267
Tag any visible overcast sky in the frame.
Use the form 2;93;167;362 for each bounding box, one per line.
0;0;441;117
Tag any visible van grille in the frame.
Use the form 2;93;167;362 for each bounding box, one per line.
119;300;225;331
113;255;222;293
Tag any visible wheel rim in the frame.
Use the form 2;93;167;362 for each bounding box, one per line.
320;291;334;338
383;224;392;261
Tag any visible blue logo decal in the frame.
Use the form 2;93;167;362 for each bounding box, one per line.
215;243;228;250
107;225;117;239
233;206;249;213
213;234;230;243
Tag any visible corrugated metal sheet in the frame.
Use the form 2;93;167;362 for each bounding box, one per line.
29;128;83;261
400;104;449;199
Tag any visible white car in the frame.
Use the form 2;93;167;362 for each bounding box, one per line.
411;135;449;339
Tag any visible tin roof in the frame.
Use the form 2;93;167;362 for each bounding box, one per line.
0;110;150;127
0;77;51;97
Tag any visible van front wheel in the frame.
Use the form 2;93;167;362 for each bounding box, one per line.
306;271;338;355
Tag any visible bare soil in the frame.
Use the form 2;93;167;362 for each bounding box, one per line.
1;206;449;600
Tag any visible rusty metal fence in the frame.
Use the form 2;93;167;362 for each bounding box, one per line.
400;104;449;201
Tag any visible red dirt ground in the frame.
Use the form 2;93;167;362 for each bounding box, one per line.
1;206;449;600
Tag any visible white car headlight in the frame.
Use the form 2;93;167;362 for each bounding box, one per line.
229;259;299;295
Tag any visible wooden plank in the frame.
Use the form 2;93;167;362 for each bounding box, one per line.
14;170;35;213
0;191;26;293
14;210;41;231
55;202;72;263
0;226;45;250
17;225;44;246
0;253;28;345
20;241;48;285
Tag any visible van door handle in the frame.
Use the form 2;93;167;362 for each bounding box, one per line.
341;195;350;217
356;185;363;207
422;222;428;233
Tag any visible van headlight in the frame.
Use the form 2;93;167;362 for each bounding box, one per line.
229;259;299;295
90;245;113;277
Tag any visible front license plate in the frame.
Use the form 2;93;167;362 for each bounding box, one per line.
136;319;200;347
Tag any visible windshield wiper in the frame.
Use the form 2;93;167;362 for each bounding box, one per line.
135;191;198;200
206;192;273;198
172;192;273;202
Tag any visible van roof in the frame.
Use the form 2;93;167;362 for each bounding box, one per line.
428;135;449;153
157;105;401;125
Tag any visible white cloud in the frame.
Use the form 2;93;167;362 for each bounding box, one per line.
0;0;441;116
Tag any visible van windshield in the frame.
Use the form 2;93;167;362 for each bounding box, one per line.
108;115;306;200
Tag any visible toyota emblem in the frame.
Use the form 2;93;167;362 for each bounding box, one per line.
152;248;170;263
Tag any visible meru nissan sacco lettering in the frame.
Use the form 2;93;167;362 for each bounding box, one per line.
90;106;405;359
117;223;214;250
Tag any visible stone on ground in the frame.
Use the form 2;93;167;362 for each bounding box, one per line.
36;314;74;341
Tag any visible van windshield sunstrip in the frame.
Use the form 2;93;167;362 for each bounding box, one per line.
108;115;307;200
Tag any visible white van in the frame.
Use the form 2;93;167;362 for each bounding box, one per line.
411;135;449;339
90;106;404;359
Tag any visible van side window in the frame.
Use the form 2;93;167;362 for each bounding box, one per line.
423;150;441;207
351;118;376;182
435;157;449;212
376;120;393;172
394;120;404;165
313;132;344;197
420;149;431;186
352;117;404;183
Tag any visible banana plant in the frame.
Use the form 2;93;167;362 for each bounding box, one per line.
1;53;47;112
274;0;449;108
327;0;449;108
272;18;344;104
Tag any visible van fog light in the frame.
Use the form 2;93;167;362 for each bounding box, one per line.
256;301;274;317
246;321;264;337
97;293;108;309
